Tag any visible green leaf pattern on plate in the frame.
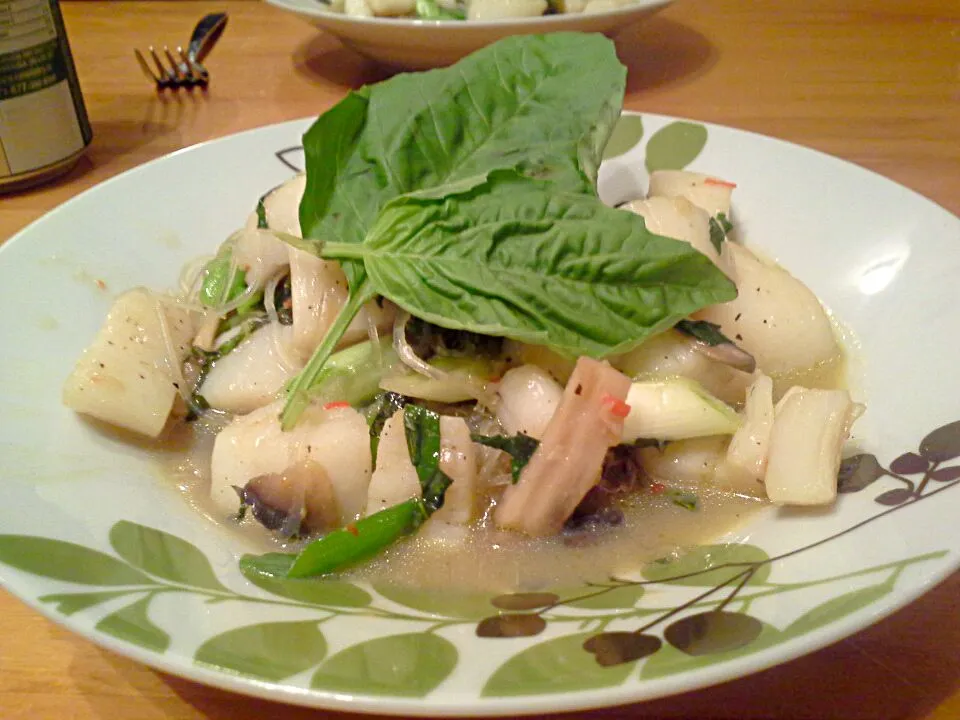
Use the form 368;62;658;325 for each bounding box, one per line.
0;535;154;586
96;595;171;653
372;580;497;619
644;121;709;172
110;520;228;592
601;114;644;160
38;589;140;616
240;554;373;607
0;435;954;699
642;544;773;586
195;620;328;681
483;632;635;696
310;633;457;697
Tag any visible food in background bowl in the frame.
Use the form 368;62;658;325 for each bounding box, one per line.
326;0;641;21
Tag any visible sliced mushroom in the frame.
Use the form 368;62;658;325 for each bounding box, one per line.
237;461;340;537
691;340;757;374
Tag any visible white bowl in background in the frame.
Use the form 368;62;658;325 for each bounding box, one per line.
266;0;672;69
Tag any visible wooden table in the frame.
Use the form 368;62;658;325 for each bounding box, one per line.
2;1;959;718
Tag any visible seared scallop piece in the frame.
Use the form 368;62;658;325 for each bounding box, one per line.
210;400;372;531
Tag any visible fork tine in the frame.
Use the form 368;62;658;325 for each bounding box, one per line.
134;49;161;84
163;47;185;84
148;47;173;87
178;46;208;86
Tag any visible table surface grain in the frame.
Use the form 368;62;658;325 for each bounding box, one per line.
2;1;959;718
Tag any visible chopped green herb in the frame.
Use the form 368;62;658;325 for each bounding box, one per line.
708;212;734;253
471;433;540;483
667;489;699;511
675;319;733;347
255;194;269;229
403;404;454;512
366;391;409;462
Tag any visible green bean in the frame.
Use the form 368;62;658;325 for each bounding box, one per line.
286;498;428;578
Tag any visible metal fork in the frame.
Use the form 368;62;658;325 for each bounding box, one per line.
135;13;228;90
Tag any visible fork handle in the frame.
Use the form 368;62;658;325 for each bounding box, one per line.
188;13;228;64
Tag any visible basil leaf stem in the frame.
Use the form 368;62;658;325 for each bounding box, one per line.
280;280;376;430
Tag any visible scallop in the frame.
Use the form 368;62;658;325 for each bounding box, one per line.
620;195;722;268
612;329;752;406
200;324;302;414
364;410;478;525
695;242;840;376
764;387;862;505
495;365;565;440
62;289;198;438
647;170;734;218
210;400;372;527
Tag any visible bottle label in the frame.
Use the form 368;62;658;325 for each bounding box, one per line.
0;0;92;180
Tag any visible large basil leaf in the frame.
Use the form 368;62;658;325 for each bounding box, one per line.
329;171;735;358
297;32;626;291
298;89;371;290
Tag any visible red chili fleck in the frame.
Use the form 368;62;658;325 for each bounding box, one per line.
345;523;359;537
488;375;502;383
96;279;107;290
704;177;737;189
650;482;666;494
323;401;351;410
602;394;631;418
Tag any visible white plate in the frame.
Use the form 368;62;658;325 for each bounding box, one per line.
1;113;959;716
266;0;672;69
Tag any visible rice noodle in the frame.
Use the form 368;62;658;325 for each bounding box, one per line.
393;310;447;380
262;270;304;371
193;311;220;352
467;411;513;488
178;255;213;299
152;294;192;405
212;322;245;351
366;311;382;365
264;270;283;327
